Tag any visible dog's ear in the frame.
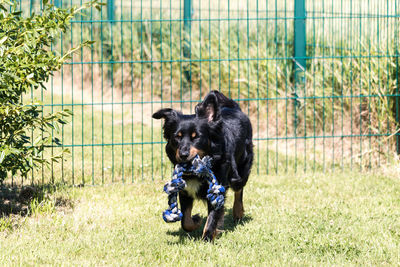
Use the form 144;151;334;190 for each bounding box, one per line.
195;93;219;122
153;108;179;140
152;108;178;121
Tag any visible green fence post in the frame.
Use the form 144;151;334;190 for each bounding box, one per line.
293;0;306;136
30;0;34;12
107;0;114;22
53;0;60;8
106;0;114;81
183;0;192;84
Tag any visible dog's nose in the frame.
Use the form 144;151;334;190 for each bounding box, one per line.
179;150;190;161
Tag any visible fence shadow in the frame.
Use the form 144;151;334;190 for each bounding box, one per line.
166;208;253;244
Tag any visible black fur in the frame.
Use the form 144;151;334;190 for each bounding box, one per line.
152;91;253;241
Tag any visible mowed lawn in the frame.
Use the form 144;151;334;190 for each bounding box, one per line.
1;171;400;265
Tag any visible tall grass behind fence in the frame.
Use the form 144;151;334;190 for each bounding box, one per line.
8;0;400;185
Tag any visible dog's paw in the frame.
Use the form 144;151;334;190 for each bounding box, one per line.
202;228;224;242
202;230;216;242
192;214;202;225
233;217;243;224
233;206;244;223
182;214;202;232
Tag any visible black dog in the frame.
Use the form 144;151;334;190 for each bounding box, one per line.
153;91;253;241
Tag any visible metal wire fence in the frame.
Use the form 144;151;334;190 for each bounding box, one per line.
10;0;400;185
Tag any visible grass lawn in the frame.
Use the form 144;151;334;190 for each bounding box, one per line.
1;171;399;265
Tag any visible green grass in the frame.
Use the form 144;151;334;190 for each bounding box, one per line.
1;171;400;265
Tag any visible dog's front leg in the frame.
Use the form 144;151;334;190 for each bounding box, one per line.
202;202;225;242
179;192;202;232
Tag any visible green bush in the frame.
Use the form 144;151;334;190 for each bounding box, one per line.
0;0;102;183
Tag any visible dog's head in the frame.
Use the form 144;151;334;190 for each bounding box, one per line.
152;108;210;164
153;91;233;164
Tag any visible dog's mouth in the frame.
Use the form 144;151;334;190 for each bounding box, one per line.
176;147;206;163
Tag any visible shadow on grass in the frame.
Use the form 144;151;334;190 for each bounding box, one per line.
0;184;72;218
166;208;253;244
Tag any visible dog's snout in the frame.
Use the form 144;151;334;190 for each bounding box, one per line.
179;149;190;161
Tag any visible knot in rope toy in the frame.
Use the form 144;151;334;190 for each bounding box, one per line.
162;155;225;223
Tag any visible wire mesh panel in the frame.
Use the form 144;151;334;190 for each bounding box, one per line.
9;0;400;185
303;0;400;172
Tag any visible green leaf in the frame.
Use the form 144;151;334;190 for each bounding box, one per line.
0;36;7;45
57;118;67;124
0;0;98;183
0;4;7;11
0;149;9;164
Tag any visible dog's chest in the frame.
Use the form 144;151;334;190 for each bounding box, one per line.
183;178;203;199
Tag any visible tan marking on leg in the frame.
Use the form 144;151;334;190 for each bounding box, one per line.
202;216;216;241
233;189;244;221
182;207;201;232
202;216;211;237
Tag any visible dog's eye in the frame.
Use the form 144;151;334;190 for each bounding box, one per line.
176;132;183;139
191;132;197;139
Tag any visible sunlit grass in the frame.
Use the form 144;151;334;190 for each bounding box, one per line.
1;171;400;265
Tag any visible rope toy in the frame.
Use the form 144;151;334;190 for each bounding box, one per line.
162;155;225;223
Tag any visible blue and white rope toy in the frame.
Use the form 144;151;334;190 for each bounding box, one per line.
162;155;225;223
